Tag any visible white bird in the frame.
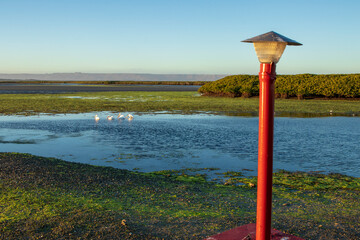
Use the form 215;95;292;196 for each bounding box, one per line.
126;114;134;120
117;113;125;119
107;115;114;121
94;114;100;122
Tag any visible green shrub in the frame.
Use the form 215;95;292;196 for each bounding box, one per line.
199;75;259;97
198;74;360;99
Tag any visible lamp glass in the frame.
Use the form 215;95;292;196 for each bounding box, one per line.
253;42;287;63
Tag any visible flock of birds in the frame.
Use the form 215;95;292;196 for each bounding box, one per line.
94;113;134;122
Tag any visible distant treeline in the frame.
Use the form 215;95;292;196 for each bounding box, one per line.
198;74;360;99
0;80;208;86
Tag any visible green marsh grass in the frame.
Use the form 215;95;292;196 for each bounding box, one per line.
1;91;360;116
1;153;359;239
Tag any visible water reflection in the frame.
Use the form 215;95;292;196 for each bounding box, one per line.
0;113;359;178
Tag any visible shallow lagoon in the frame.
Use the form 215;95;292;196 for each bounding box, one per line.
0;113;359;178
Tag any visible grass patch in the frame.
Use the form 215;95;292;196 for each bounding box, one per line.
0;91;360;116
1;152;359;239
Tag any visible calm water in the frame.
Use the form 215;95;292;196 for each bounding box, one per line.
0;113;359;178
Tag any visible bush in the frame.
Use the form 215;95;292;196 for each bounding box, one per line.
198;74;360;99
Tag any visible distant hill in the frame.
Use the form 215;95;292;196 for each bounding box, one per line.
0;73;227;82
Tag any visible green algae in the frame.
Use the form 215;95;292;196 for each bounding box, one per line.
0;152;359;239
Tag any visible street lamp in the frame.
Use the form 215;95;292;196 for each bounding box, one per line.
242;31;302;240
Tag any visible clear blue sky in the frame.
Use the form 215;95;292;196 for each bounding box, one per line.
0;0;359;75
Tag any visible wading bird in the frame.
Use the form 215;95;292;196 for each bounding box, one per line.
94;114;100;122
126;114;134;120
117;113;125;119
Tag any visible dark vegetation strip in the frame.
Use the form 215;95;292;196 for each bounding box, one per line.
1;153;359;239
0;84;201;94
199;74;360;99
0;80;208;85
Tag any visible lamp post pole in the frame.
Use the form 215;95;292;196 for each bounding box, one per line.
242;31;302;240
205;32;302;240
257;62;276;240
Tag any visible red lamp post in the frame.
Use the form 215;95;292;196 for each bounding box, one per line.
242;31;302;240
205;32;303;240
